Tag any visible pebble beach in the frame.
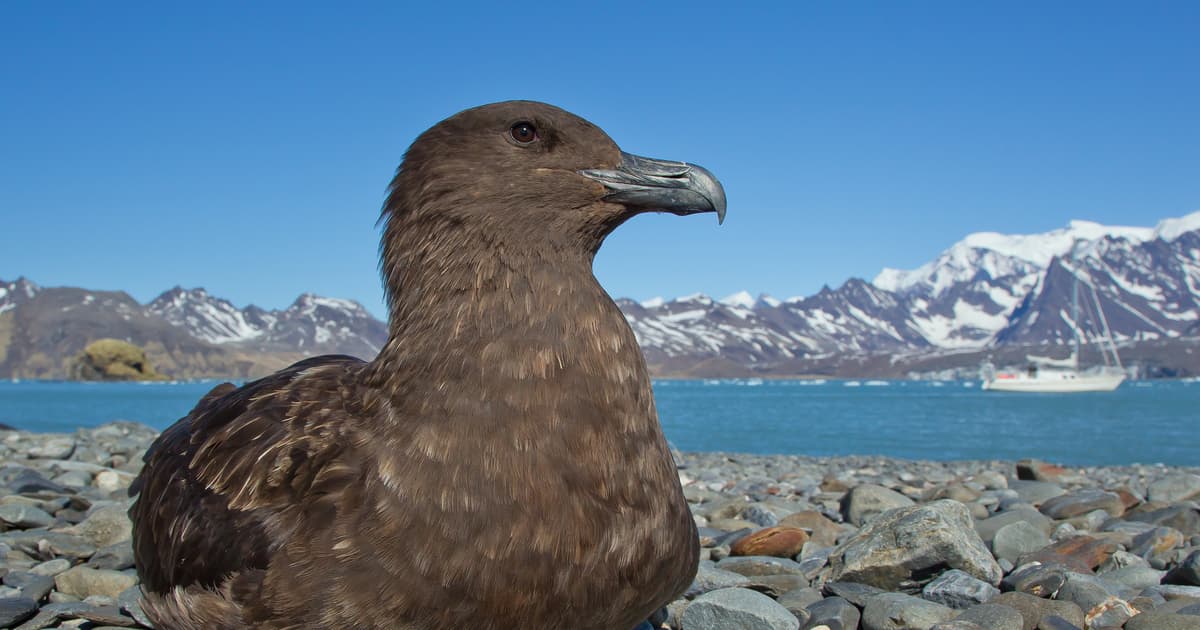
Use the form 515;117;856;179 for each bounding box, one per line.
0;423;1198;629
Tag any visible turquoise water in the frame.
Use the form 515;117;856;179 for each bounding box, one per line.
1;379;1197;466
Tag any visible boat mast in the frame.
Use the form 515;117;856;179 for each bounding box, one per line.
1071;254;1081;370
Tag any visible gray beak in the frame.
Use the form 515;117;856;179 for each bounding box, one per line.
579;152;727;224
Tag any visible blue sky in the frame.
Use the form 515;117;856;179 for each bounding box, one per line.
3;2;1198;318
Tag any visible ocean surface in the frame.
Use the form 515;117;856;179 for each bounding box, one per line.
1;378;1197;466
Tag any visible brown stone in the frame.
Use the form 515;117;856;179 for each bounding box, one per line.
1016;459;1069;483
731;526;810;558
779;510;841;547
1113;487;1142;510
1019;535;1117;573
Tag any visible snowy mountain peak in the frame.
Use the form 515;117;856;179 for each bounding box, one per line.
719;291;756;309
639;296;665;309
875;211;1200;296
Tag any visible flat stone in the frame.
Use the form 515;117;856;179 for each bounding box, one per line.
989;592;1085;630
1056;572;1121;612
1126;505;1200;536
62;505;131;548
929;622;985;630
1018;534;1116;573
1008;481;1067;507
1131;526;1185;559
1037;615;1084;630
745;574;807;598
922;569;1001;609
1016;459;1069;483
0;504;54;529
118;585;153;628
54;566;137;599
87;540;134;571
976;507;1053;544
0;596;38;628
1147;474;1200;503
993;521;1051;564
840;484;915;526
27;437;76;460
823;581;885;608
1039;490;1125;519
681;587;799;630
1125;611;1200;630
954;603;1023;630
779;510;841;547
1001;563;1066;597
732;527;810;558
30;557;72;576
1082;595;1137;629
716;555;806;577
862;592;956;630
1101;566;1165;591
830;500;1002;590
803;596;860;630
4;570;55;601
9;470;68;494
686;564;752;598
776;586;823;619
1164;549;1200;585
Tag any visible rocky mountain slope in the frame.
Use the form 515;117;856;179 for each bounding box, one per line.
3;211;1198;379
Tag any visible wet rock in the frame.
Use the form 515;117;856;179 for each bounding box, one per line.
840;484;915;526
921;569;1000;610
861;592;956;630
681;587;799;630
829;500;1002;590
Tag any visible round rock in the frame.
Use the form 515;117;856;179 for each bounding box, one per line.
681;587;799;630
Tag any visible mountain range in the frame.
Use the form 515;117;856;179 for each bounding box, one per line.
3;211;1199;379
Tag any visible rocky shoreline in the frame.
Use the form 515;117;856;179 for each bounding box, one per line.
0;424;1198;629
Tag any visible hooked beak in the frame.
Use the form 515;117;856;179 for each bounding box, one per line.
579;152;726;224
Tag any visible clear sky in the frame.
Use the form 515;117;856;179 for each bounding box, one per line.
3;2;1198;318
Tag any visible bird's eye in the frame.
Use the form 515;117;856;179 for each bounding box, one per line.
510;122;538;144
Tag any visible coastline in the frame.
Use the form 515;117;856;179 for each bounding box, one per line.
0;423;1197;628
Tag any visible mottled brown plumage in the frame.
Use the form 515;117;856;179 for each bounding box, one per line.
129;101;725;629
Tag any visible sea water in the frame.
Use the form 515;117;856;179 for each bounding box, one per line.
0;379;1196;466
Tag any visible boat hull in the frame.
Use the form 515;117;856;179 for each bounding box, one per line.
982;373;1125;393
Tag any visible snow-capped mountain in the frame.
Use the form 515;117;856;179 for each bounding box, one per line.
3;210;1199;379
148;287;387;358
618;211;1200;375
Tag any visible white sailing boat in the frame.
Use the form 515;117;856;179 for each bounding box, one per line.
981;259;1126;393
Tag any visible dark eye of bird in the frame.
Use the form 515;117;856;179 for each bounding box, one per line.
510;122;538;144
